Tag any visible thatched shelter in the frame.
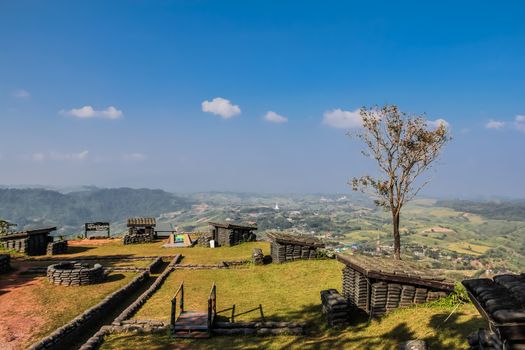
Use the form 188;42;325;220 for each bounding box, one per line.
208;222;257;247
268;232;325;263
337;254;454;318
0;227;57;256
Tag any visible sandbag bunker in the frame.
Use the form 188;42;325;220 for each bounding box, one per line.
337;254;454;318
268;232;325;263
463;274;525;350
0;227;66;256
47;261;105;286
124;217;156;245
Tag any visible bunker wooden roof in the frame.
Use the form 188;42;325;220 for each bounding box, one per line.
267;232;325;248
0;227;57;240
127;218;156;227
208;221;257;230
336;253;454;291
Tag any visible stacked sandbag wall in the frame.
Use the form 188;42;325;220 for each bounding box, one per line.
47;262;105;286
342;266;448;318
123;233;154;245
47;240;68;255
320;289;351;327
270;241;318;263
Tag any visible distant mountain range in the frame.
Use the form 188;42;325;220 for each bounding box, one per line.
0;187;194;234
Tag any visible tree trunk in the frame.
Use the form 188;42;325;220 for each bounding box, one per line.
392;211;401;260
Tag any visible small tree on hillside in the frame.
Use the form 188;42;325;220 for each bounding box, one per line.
0;219;16;234
351;105;450;260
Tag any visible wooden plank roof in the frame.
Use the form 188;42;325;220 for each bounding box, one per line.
127;217;156;227
336;253;454;291
0;227;57;240
208;221;257;230
267;232;325;248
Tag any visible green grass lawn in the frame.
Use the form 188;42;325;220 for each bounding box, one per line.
104;303;483;350
26;272;136;345
133;259;341;322
123;258;484;350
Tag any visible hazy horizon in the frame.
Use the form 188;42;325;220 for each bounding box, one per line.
2;1;524;197
2;184;525;202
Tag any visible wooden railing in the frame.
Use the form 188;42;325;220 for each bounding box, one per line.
170;281;184;328
207;282;217;332
231;304;265;322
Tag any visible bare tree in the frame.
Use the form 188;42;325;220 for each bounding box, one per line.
351;105;450;260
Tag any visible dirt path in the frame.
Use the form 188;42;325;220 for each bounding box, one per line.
68;238;117;246
0;267;46;350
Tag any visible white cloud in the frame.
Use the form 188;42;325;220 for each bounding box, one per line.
485;119;505;130
201;97;241;119
12;89;30;98
322;108;362;129
427;118;450;129
62;105;123;119
263;111;288;124
123;153;146;161
515;115;525;132
31;153;46;162
31;150;89;162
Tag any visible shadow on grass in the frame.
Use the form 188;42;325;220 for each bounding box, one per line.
424;310;485;350
0;263;46;296
65;245;96;254
104;273;126;283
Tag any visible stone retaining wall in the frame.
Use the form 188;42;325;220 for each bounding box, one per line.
0;254;10;273
47;240;68;255
105;266;148;272
174;263;249;270
79;321;169;350
25;255;176;262
47;262;105;286
27;271;150;350
213;321;305;336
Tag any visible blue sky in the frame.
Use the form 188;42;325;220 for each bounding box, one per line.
1;1;524;197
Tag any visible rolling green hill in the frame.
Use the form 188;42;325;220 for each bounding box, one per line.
0;187;193;234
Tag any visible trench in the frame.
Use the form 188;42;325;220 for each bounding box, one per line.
52;261;169;350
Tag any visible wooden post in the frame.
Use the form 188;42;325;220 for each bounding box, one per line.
180;283;184;313
171;298;176;327
231;304;235;323
259;304;265;322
